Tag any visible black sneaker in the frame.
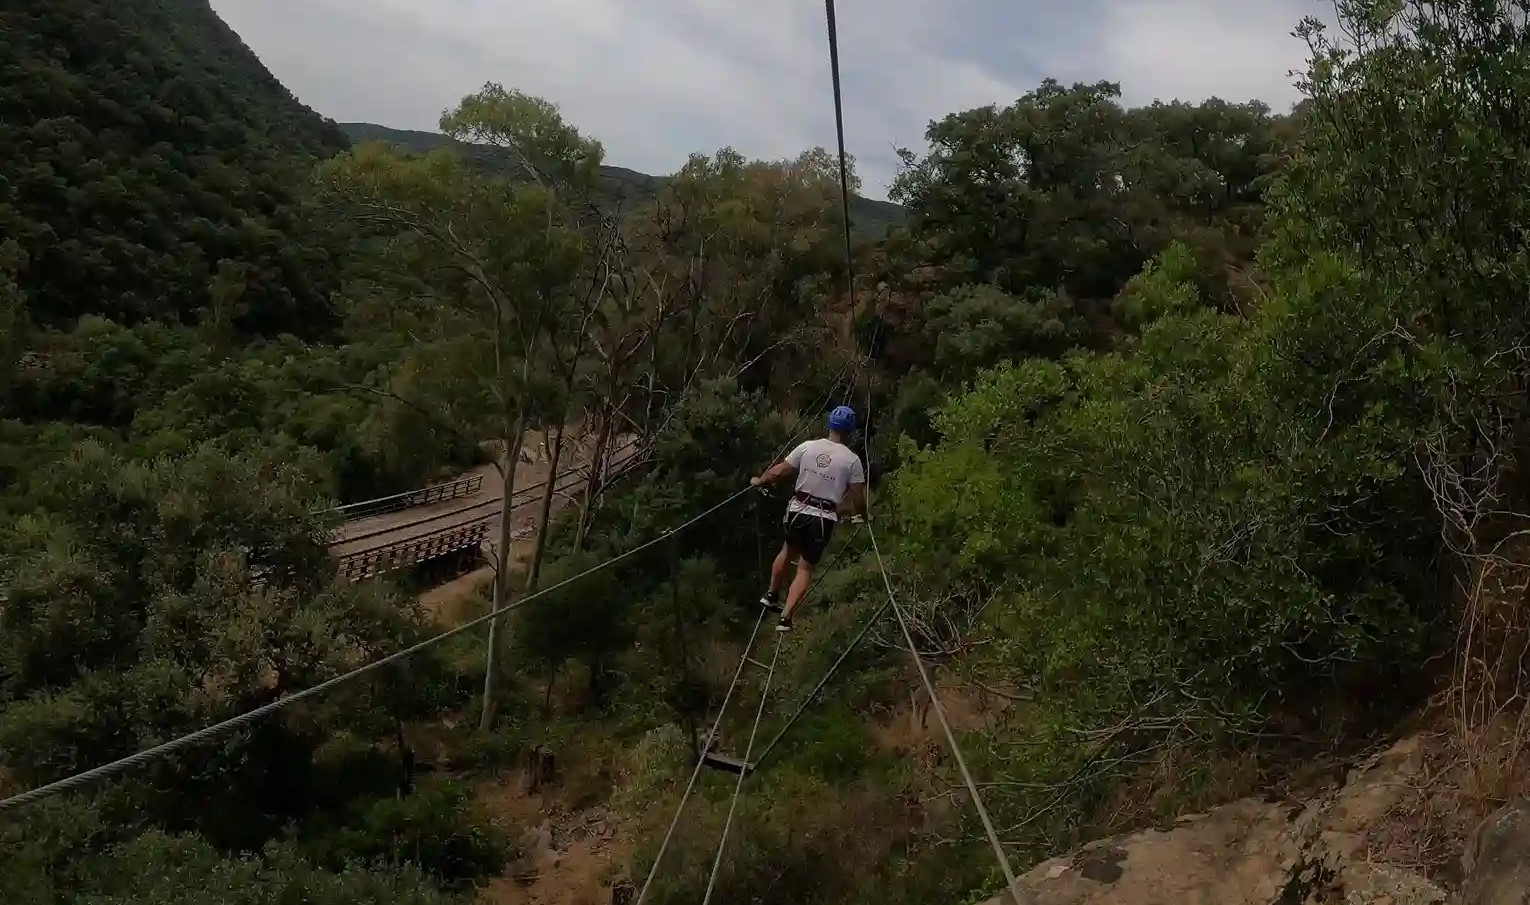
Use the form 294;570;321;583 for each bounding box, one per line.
776;615;793;633
759;592;782;612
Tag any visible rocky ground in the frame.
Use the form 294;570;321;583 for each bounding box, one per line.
980;734;1529;905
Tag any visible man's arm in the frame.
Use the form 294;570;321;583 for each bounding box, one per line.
753;442;808;488
840;482;867;516
751;460;797;487
840;456;869;518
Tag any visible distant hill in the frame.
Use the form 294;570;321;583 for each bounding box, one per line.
1;0;349;334
339;123;906;239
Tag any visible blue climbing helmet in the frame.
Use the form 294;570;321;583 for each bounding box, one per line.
827;405;858;434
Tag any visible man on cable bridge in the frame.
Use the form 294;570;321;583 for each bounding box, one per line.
750;405;866;633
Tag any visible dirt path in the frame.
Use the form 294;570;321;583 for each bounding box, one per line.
395;432;645;903
476;778;631;905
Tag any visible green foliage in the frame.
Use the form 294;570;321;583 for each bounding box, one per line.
0;439;439;843
0;244;28;403
441;82;606;192
893;80;1280;298
1113;240;1204;328
632;770;915;905
1285;1;1530;355
889;80;1286;371
18;1;1530;901
0;0;347;333
924;283;1088;383
652;379;788;491
892;297;1442;721
300;781;511;886
340;121;906;239
0;828;461;905
317;141;580;444
515;549;630;697
637;148;861;407
772;704;875;784
876;5;1530;857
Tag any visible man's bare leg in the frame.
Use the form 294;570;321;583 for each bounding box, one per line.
781;559;816;621
769;543;796;598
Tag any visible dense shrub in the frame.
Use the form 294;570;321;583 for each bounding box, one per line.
299;781;511;886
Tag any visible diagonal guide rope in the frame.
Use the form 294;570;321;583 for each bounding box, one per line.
870;525;1023;902
635;518;859;902
822;0;1024;901
753;593;886;768
701;631;783;905
635;606;771;904
0;487;754;815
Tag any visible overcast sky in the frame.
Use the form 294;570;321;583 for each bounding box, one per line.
210;0;1328;200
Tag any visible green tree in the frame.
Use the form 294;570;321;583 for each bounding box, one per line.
1285;1;1530;355
922;283;1087;383
320;83;604;731
0;0;347;334
1;818;461;905
0;245;28;405
515;550;629;709
640;148;856;401
890;79;1286;362
0;440;434;845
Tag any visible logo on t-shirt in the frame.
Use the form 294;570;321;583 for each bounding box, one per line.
815;453;833;469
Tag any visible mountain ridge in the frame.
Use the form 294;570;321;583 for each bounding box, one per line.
338;122;906;238
1;0;349;333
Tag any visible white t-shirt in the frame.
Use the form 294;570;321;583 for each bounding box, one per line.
784;438;866;521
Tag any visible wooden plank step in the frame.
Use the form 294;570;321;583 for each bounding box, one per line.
700;751;754;775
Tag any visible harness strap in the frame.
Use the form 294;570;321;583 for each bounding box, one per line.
792;491;838;512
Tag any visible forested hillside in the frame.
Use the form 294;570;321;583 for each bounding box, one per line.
0;0;347;334
7;2;1530;904
340;121;909;238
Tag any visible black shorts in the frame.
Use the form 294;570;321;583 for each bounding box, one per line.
783;510;835;565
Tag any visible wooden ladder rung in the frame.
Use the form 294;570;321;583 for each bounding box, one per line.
700;751;754;775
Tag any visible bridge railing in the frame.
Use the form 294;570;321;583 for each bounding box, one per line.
325;437;642;528
331;438;651;581
322;474;485;521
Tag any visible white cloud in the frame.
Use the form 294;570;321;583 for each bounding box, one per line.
209;0;1325;199
1097;0;1316;109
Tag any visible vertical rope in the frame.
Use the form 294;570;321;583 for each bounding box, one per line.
824;0;857;316
822;2;1024;901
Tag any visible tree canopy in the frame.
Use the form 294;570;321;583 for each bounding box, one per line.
0;0;347;333
12;1;1530;904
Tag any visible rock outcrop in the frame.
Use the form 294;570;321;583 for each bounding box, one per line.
979;736;1452;905
1460;799;1530;905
